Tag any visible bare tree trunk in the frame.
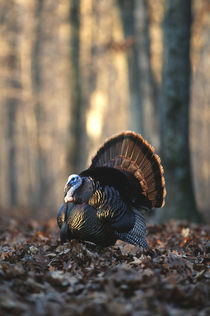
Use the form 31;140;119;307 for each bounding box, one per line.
134;0;159;148
7;98;18;205
31;0;45;203
159;0;200;221
0;2;21;206
118;0;159;148
67;0;84;173
190;1;210;222
118;0;144;135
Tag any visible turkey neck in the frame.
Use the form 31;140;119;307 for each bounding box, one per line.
73;177;95;203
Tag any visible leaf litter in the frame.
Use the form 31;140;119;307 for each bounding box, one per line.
0;215;209;316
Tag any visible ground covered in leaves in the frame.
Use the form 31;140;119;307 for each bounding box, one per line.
0;215;209;316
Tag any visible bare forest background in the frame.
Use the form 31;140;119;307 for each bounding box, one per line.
0;0;209;223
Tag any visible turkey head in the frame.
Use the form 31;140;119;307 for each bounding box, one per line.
64;175;94;204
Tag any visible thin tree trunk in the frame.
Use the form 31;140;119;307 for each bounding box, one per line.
67;0;83;173
31;0;45;202
0;2;21;206
118;0;144;135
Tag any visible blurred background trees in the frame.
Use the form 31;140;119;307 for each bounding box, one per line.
0;0;209;222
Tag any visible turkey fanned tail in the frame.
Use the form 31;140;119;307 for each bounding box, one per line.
90;131;166;209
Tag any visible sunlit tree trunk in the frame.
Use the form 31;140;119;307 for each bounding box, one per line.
118;0;159;148
190;0;210;222
159;0;200;221
78;0;130;170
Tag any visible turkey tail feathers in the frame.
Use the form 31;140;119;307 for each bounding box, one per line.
90;131;166;208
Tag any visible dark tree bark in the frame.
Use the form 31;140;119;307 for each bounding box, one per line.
0;2;21;206
159;0;200;221
31;0;45;203
67;0;84;173
7;98;18;206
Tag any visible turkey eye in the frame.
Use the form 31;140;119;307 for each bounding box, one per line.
69;177;77;185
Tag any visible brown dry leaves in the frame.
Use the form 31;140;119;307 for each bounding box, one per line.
0;216;209;316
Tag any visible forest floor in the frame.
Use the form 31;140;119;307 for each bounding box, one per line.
0;214;209;316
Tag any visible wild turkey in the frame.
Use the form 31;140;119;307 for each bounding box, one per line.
57;131;166;248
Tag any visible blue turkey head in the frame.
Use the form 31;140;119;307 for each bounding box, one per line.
64;174;82;203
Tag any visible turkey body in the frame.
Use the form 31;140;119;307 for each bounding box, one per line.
57;202;116;247
57;131;166;248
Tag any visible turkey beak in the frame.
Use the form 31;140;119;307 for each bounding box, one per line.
60;221;69;244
